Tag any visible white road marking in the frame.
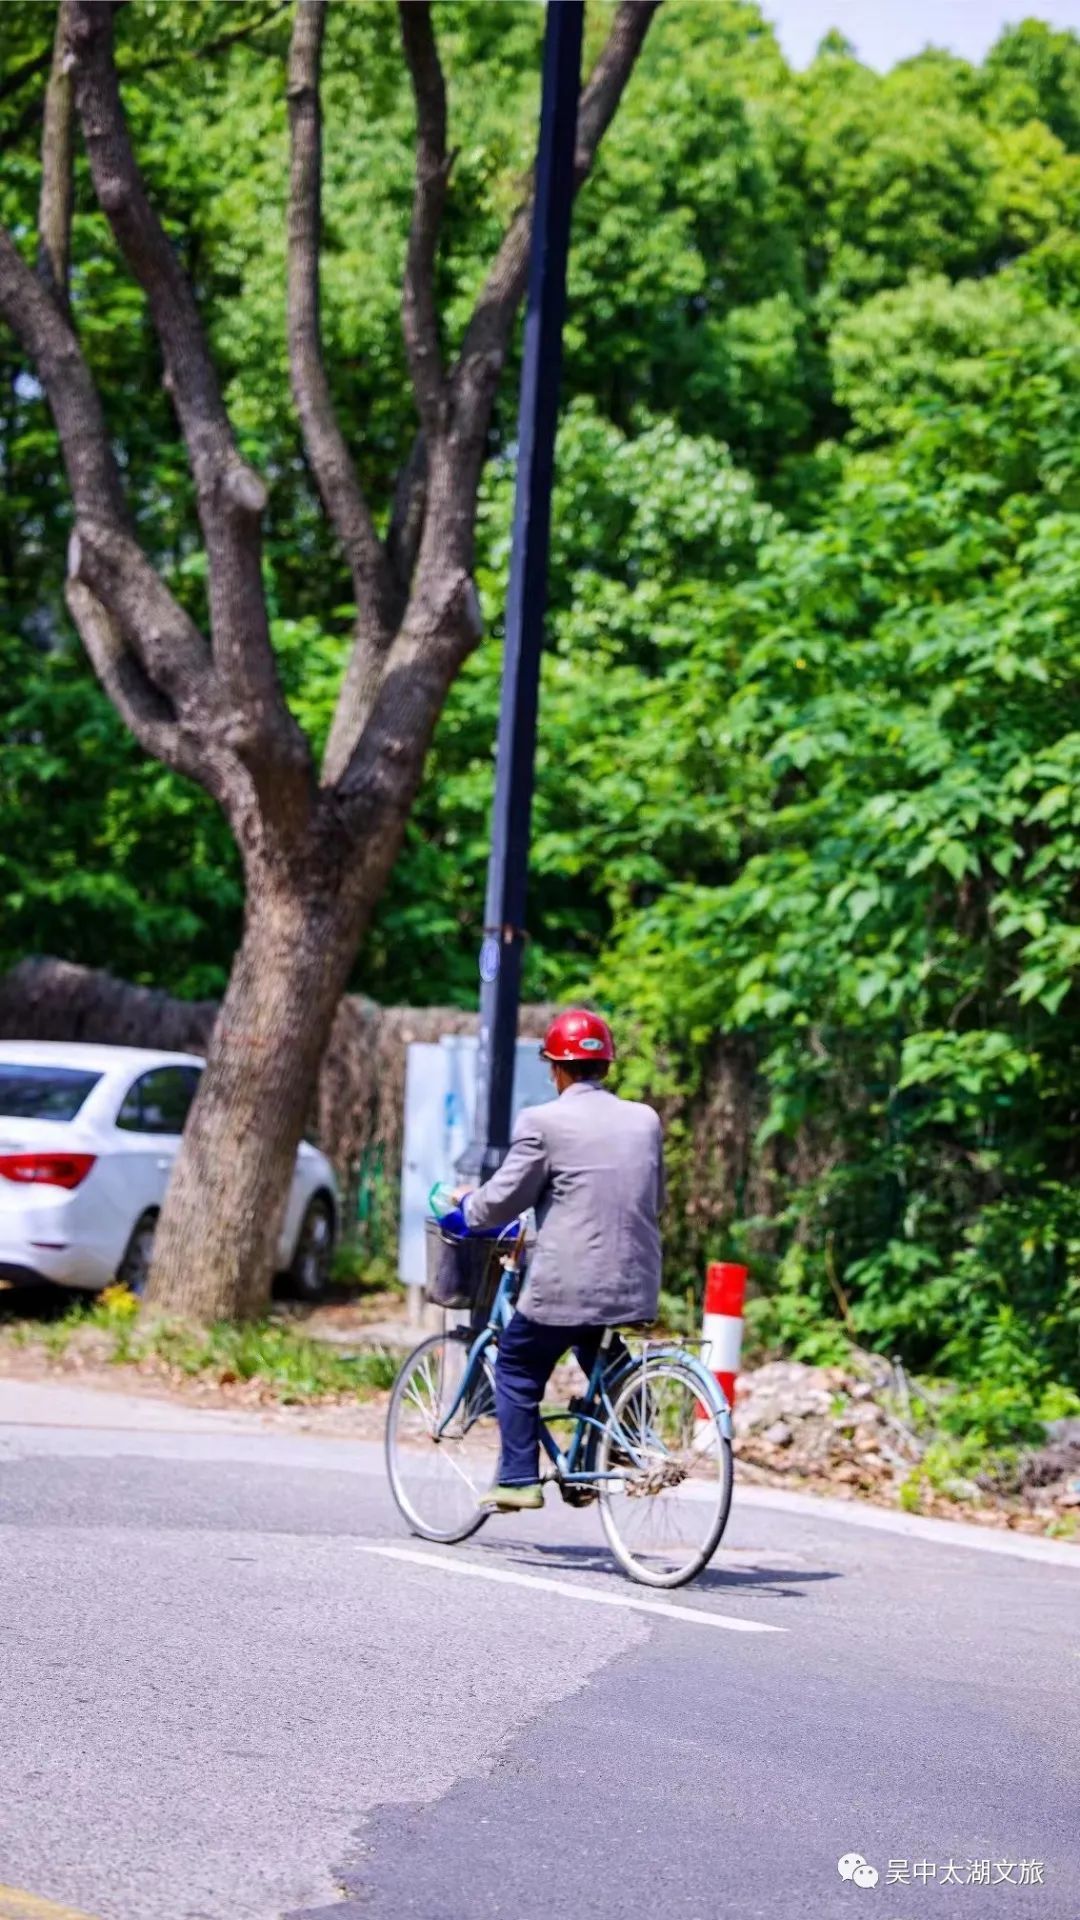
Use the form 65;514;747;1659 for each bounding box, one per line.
356;1542;785;1633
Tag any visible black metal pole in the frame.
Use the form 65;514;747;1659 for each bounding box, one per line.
459;0;583;1180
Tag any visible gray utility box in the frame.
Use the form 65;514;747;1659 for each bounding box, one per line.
398;1034;555;1323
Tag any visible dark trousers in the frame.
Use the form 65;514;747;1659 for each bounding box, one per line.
494;1310;626;1487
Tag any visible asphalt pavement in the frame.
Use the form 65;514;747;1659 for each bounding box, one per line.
0;1380;1077;1920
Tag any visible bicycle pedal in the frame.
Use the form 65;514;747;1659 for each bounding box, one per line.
566;1395;594;1417
557;1482;598;1507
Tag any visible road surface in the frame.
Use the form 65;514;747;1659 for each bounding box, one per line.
0;1379;1077;1920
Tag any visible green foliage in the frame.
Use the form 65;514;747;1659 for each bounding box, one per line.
743;1285;852;1369
333;1154;403;1292
802;51;1001;297
139;1315;400;1398
982;18;1080;150
595;271;1080;1404
0;631;241;994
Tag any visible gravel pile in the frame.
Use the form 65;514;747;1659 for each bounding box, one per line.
733;1356;917;1495
732;1357;1080;1537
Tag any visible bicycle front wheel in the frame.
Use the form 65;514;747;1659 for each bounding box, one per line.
597;1360;733;1588
385;1332;500;1543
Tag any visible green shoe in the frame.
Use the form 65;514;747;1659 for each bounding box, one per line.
479;1482;545;1512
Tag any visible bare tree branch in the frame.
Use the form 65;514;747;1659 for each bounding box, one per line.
398;1;450;442
65;575;264;844
71;505;311;844
286;0;402;788
446;1;660;494
2;10;292;157
333;555;481;829
1;224;221;724
67;0;307;775
0;225;128;529
6;6;314;854
37;2;75;318
286;0;395;637
66;576;202;777
2;227;266;824
0;228;214;713
138;2;290;73
68;518;215;716
327;0;661;788
67;7;257;519
1;9;289;157
332;566;481;831
384;0;661;596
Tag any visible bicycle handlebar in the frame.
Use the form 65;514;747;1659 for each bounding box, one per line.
432;1206;522;1243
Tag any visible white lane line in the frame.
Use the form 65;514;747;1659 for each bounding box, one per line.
356;1542;785;1633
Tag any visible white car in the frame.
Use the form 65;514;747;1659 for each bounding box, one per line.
0;1041;338;1299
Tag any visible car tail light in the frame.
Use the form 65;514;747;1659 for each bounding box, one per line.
0;1152;96;1190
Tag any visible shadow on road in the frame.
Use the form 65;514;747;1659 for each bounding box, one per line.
472;1534;841;1600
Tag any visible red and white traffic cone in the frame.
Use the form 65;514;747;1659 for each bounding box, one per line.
702;1261;747;1410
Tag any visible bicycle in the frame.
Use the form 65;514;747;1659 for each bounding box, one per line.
385;1218;734;1589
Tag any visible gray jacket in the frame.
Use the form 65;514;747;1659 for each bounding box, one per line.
463;1081;665;1326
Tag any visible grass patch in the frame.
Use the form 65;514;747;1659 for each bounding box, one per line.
7;1285;399;1403
330;1240;402;1294
897;1433;1008;1513
141;1315;400;1399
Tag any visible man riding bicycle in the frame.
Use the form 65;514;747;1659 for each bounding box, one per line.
454;1007;665;1512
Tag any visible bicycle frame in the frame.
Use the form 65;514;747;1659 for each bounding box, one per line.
433;1264;733;1486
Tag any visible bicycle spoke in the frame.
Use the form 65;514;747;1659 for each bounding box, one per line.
402;1378;434;1421
386;1334;501;1543
598;1360;732;1587
435;1436;490;1496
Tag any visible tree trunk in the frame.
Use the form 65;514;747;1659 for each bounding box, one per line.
144;868;361;1322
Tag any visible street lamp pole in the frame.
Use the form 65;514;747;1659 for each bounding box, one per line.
459;0;584;1181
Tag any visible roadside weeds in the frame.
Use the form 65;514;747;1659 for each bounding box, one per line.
0;1285;398;1412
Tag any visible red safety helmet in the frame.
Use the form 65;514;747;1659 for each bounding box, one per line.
540;1007;616;1063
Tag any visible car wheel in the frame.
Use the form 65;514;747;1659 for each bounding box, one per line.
117;1210;158;1296
287;1194;335;1301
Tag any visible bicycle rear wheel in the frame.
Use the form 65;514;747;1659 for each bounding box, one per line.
385;1332;499;1543
597;1360;733;1587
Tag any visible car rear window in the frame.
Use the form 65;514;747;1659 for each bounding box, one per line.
0;1063;103;1122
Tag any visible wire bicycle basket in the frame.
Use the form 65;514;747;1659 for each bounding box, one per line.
423;1220;498;1313
423;1209;525;1324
